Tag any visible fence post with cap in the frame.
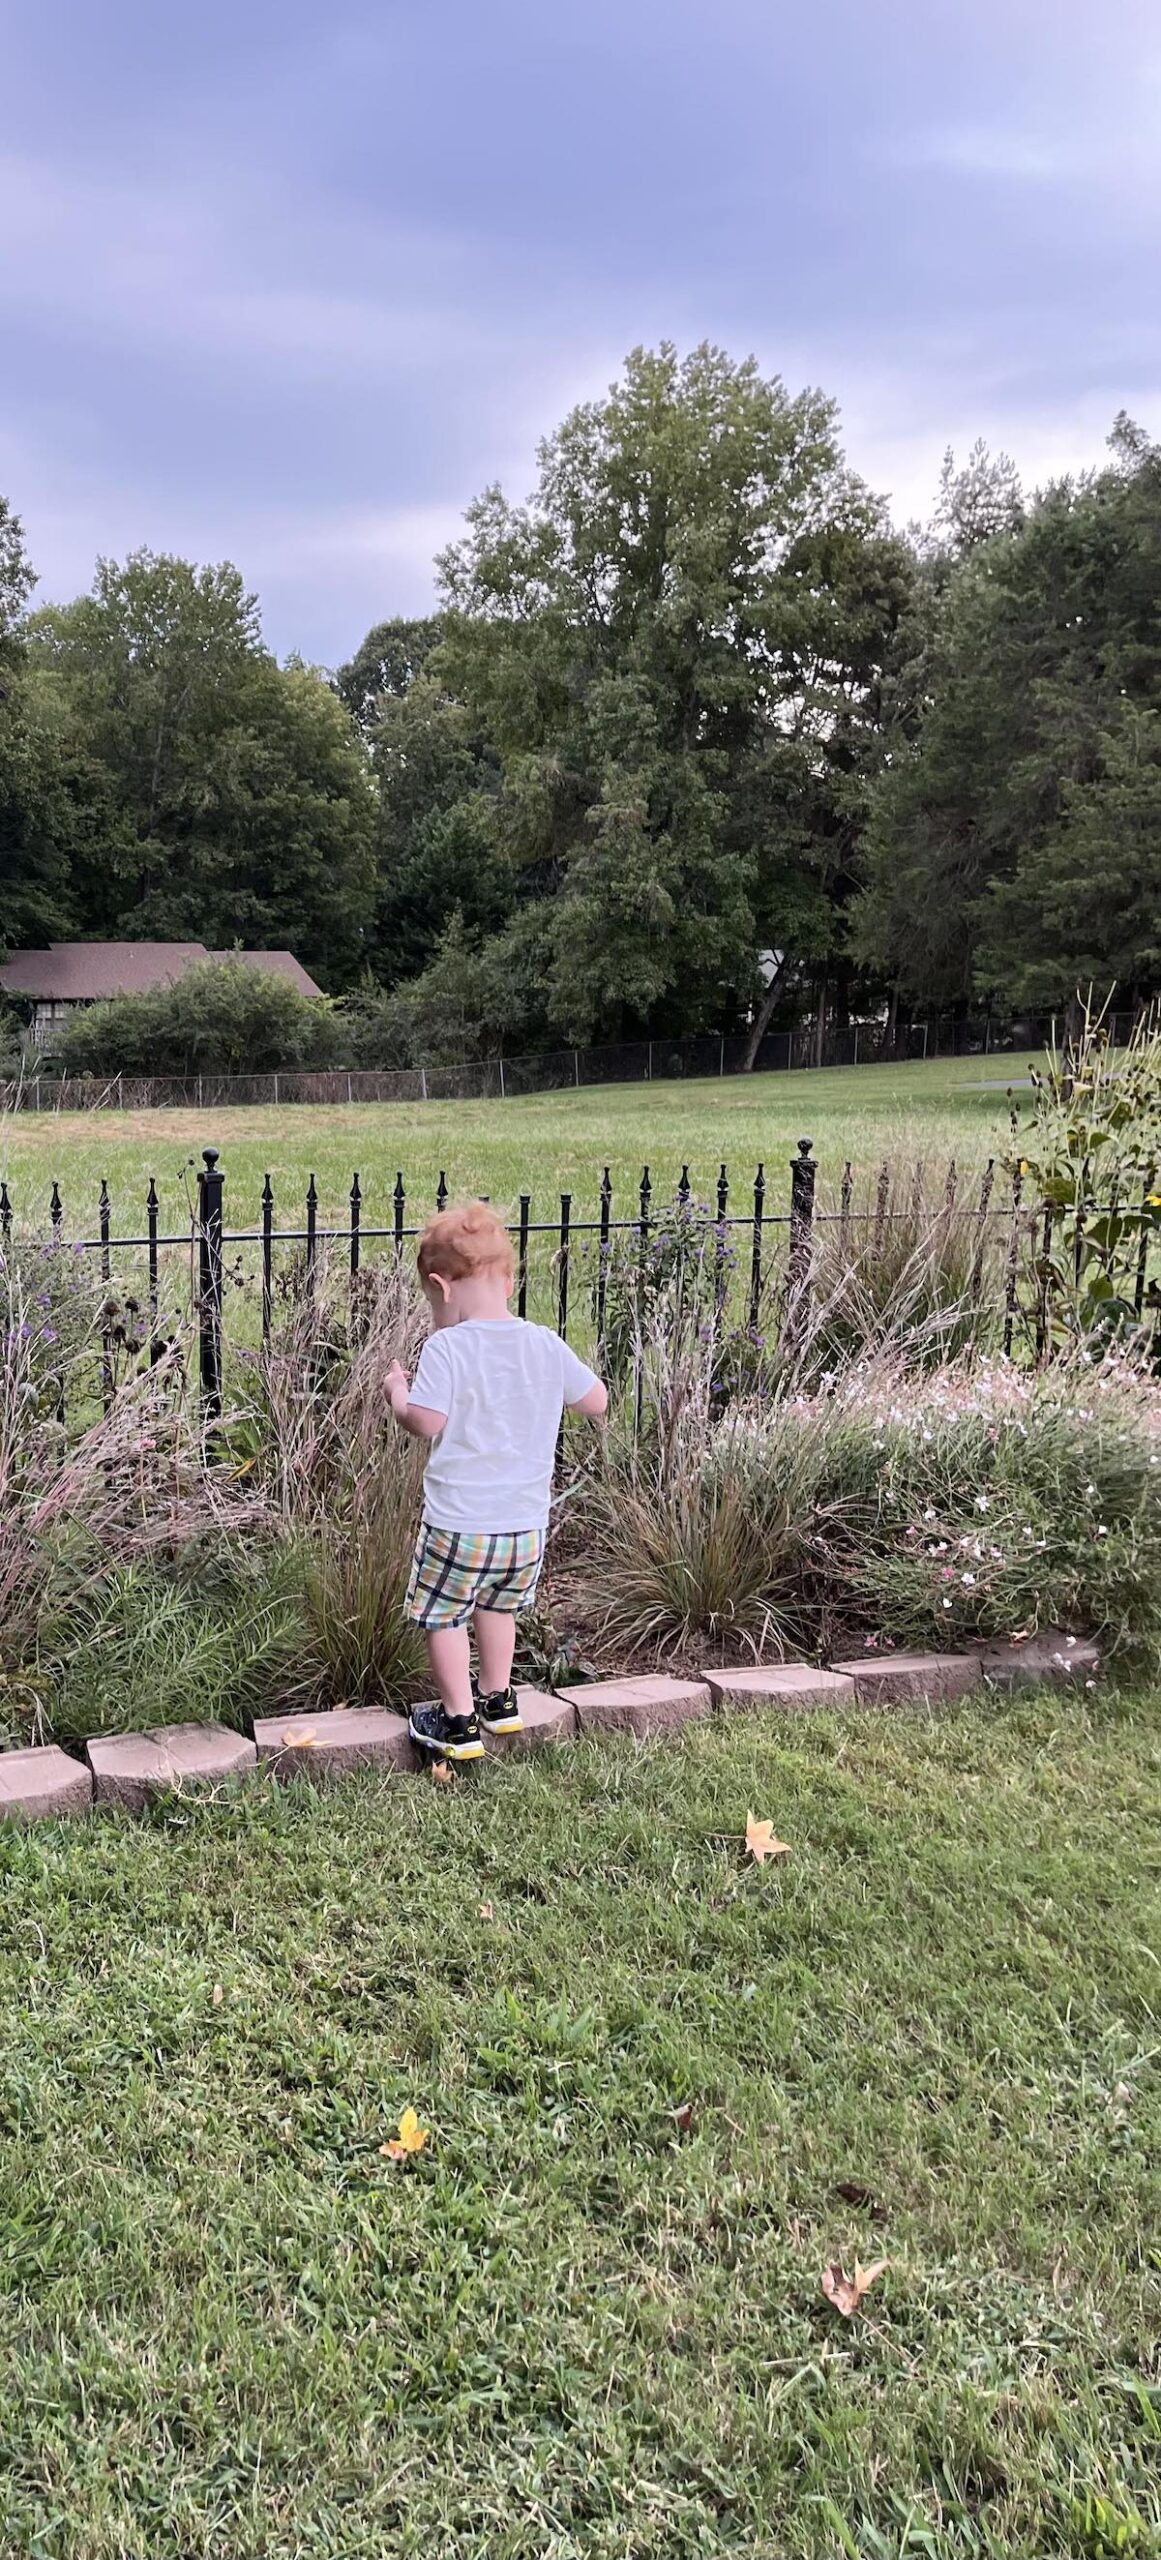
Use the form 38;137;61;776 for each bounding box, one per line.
147;1176;161;1362
261;1174;274;1342
749;1163;765;1330
784;1137;816;1349
714;1161;730;1316
305;1174;318;1295
596;1166;612;1351
197;1147;225;1424
98;1178;113;1412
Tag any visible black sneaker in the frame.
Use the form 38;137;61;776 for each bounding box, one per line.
474;1682;524;1736
408;1701;485;1763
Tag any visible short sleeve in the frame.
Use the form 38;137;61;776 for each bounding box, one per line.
557;1337;600;1406
411;1332;452;1416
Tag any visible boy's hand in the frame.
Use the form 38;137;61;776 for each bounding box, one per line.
385;1360;410;1416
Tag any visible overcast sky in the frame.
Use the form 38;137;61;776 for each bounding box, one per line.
3;0;1158;665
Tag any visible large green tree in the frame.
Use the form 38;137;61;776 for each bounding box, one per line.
334;615;446;740
27;552;377;985
0;498;87;954
854;421;1161;1013
434;342;913;1047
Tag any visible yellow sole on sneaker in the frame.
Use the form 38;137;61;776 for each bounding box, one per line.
481;1712;523;1735
409;1717;486;1763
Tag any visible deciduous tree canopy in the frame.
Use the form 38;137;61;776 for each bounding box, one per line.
3;362;1159;1061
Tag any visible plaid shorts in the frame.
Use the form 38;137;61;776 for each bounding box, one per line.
405;1525;546;1630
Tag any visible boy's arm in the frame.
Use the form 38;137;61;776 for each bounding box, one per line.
385;1360;446;1442
568;1378;609;1421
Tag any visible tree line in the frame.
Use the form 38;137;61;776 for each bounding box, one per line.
2;343;1158;1069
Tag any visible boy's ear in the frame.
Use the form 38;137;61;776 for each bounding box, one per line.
428;1270;453;1306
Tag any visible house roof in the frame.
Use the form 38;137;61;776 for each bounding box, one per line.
207;949;323;998
0;943;323;1002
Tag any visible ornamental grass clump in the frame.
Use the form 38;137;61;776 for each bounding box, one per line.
0;1246;277;1746
806;1163;1000;1370
241;1256;430;1707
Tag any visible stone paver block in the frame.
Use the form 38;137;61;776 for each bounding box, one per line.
483;1686;578;1756
829;1651;981;1706
254;1706;415;1781
571;1674;712;1738
705;1663;857;1713
0;1746;93;1823
979;1632;1101;1690
87;1722;256;1813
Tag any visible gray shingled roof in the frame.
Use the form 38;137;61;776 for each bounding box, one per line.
0;943;322;1001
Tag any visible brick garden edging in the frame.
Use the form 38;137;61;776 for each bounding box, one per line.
0;1639;1104;1822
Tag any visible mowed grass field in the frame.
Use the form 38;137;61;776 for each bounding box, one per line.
1;1696;1157;2558
0;1055;1032;1241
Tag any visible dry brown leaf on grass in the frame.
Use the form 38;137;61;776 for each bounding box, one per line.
745;1812;791;1864
430;1759;455;1788
282;1729;318;1751
670;2102;696;2137
379;2107;430;2162
479;1901;494;1921
820;2257;889;2318
211;1984;223;2008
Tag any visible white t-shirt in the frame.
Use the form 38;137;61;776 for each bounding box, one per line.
410;1318;600;1534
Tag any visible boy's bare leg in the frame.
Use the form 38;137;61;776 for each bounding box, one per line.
425;1626;475;1720
473;1606;517;1697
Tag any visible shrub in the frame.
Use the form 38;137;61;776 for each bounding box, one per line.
57;960;343;1078
1007;1000;1161;1357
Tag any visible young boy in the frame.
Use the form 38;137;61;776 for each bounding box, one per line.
386;1200;608;1763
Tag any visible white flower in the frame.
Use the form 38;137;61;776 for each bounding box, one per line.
962;1572;976;1587
1096;1526;1108;1539
942;1597;953;1609
974;1494;989;1513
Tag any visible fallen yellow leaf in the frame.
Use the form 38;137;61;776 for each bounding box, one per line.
211;1983;223;2007
745;1812;791;1864
821;2257;889;2318
479;1901;494;1921
282;1728;318;1750
380;2106;430;2161
430;1758;454;1787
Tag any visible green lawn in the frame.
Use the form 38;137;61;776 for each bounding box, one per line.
1;1692;1157;2558
0;1054;1031;1243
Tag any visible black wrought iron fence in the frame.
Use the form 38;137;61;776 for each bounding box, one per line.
1;1141;1155;1426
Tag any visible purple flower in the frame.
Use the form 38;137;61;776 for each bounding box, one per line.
40;1326;58;1344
